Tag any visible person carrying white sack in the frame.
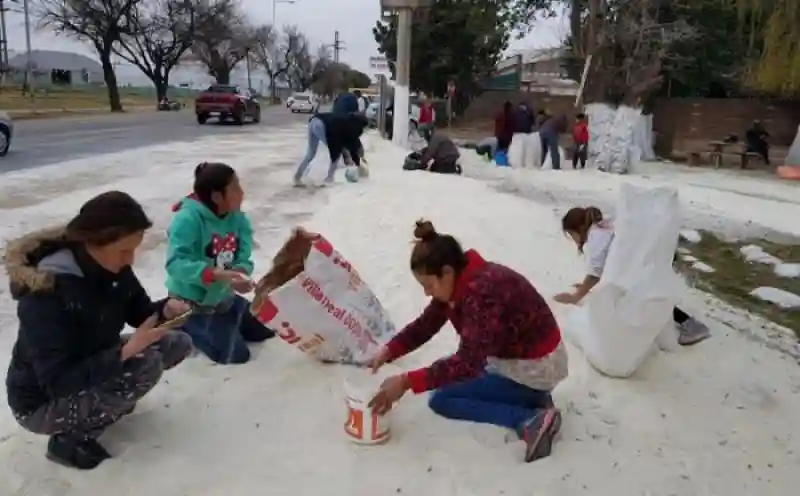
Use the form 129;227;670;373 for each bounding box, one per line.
553;206;711;346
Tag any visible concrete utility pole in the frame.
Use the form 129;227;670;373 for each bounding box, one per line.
0;0;8;86
22;0;34;100
392;9;412;148
379;0;431;148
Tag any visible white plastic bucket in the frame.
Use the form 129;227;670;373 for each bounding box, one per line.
343;376;391;445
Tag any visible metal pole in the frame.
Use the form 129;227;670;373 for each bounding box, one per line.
246;49;252;91
272;0;276;25
22;0;34;101
392;8;412;148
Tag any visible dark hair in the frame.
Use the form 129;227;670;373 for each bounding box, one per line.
193;162;236;214
409;220;468;276
65;191;152;246
576;113;586;119
561;206;603;253
503;101;513;114
354;90;362;97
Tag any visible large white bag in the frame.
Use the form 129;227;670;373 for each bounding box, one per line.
524;132;542;168
563;184;684;378
252;235;397;364
508;133;526;168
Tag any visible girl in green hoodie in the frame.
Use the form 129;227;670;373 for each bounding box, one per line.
166;162;256;364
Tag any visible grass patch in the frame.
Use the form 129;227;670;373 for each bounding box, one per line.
676;231;800;336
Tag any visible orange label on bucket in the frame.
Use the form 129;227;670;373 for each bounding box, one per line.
345;403;390;443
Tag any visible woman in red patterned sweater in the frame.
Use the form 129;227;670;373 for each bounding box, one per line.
369;220;568;462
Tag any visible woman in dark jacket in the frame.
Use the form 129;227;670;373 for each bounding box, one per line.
293;112;368;186
494;101;515;152
5;191;193;470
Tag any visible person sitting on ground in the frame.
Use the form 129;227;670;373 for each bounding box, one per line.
540;114;567;170
293;112;368;186
368;220;568;463
5;191;194;470
745;120;771;165
514;102;536;134
572;113;589;169
166;162;258;364
418;128;461;174
554;206;711;346
494;101;516;153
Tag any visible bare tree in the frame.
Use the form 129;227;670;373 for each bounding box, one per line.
37;0;142;111
250;24;304;101
190;0;251;84
285;31;313;91
114;0;196;102
583;0;697;106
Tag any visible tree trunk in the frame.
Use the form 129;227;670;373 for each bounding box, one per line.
214;66;231;85
155;73;169;102
99;51;124;112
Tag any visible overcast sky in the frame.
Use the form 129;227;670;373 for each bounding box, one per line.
4;0;567;77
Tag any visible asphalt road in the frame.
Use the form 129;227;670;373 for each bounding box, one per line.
1;105;313;173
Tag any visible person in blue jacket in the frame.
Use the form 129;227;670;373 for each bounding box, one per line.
166;162;257;364
333;91;359;115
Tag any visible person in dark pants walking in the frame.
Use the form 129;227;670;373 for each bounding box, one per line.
5;192;194;470
540;114;567;170
572;113;589;169
745;120;771;165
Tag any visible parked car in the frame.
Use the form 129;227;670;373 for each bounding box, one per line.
366;100;427;131
289;93;318;113
0;111;13;157
195;84;261;125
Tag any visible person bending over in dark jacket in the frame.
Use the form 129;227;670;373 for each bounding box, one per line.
293;112;368;186
419;129;462;174
540;114;568;170
514;102;536;134
5;191;194;470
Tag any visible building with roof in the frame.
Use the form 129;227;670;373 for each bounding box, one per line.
8;50;103;87
487;47;578;95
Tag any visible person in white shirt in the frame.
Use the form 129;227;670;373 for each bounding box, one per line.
554;206;711;346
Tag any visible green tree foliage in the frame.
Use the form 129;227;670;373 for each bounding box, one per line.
731;0;800;94
373;0;542;97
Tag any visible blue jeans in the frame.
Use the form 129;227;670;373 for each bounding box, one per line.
540;132;561;170
428;373;552;430
181;295;250;364
294;117;337;181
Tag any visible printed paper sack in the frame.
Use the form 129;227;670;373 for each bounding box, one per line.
251;236;397;364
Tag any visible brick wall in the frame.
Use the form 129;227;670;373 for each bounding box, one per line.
652;98;800;149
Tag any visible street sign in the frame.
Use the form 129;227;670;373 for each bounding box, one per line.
369;56;389;72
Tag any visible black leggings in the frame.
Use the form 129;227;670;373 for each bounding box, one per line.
673;307;691;325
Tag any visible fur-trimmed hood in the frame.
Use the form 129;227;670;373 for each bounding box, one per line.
5;226;83;299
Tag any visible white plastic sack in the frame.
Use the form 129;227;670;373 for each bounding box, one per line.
587;103;642;174
525;132;542;169
252;236;397;364
563;184;685;378
786;124;800;167
508;133;526;168
634;113;656;161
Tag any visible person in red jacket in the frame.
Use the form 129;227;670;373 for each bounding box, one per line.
572;113;589;169
417;97;435;141
493;101;515;152
368;220;568;463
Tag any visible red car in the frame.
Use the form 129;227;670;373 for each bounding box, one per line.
195;84;261;125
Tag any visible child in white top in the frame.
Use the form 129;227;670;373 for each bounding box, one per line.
554;206;711;346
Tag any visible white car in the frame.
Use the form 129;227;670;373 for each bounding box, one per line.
366;101;431;131
0;111;13;157
289;94;318;113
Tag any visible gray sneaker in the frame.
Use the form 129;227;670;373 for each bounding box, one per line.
678;317;711;346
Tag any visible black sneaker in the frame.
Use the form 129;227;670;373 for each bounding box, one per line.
46;434;108;470
82;438;112;461
517;408;562;463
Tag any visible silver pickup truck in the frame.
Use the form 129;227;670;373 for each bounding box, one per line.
0;111;13;157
